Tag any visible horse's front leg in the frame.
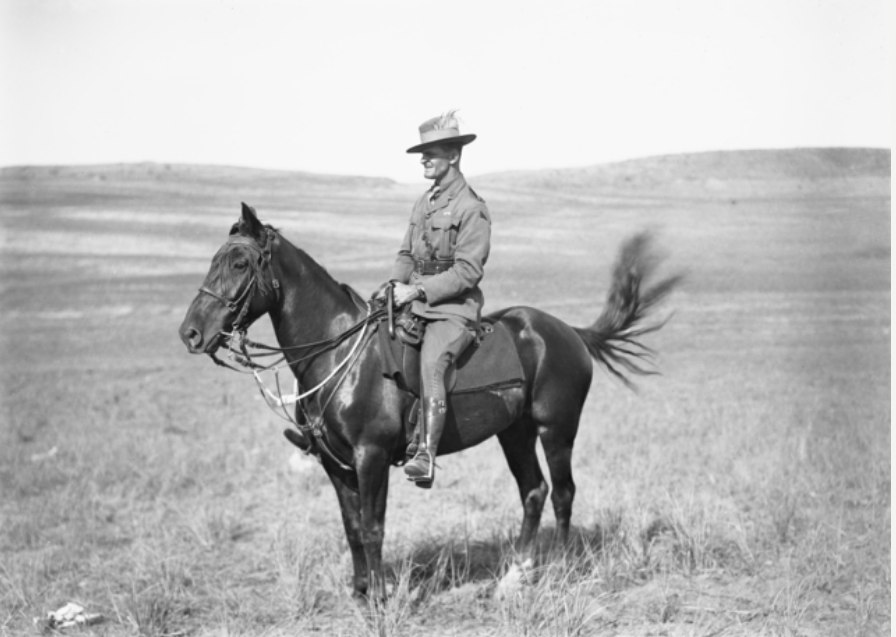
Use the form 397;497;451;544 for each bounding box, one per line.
323;461;370;600
355;444;391;602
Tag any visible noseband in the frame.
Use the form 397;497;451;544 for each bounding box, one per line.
198;229;280;334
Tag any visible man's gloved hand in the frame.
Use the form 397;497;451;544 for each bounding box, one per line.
393;282;422;306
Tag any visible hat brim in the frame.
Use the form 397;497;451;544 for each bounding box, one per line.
406;134;477;154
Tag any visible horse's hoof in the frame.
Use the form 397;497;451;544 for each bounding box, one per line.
350;586;390;607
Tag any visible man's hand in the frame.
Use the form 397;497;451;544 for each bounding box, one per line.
373;281;393;300
392;282;422;306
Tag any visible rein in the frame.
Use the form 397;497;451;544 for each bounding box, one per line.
253;303;376;407
221;303;384;474
209;301;387;376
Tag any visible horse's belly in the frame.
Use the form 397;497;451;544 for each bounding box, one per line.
439;386;525;454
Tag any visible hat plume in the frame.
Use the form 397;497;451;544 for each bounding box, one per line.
435;109;459;130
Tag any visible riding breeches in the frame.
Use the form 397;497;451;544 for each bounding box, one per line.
420;317;476;402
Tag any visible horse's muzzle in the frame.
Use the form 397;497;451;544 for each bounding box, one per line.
179;324;220;354
179;324;203;353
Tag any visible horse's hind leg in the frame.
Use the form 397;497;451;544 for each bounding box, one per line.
539;428;576;547
497;421;549;562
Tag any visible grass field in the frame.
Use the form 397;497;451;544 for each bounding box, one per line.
0;150;890;636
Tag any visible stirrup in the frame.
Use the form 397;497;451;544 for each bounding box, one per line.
403;448;435;488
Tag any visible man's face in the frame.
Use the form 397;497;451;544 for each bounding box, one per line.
420;146;456;182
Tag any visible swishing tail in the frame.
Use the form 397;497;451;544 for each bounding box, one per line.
574;232;683;389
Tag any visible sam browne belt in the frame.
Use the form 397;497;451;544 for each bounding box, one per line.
414;258;454;275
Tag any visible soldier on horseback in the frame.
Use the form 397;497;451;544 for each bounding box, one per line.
388;111;491;488
181;146;677;597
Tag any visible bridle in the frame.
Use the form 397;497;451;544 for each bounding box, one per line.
198;273;258;335
197;229;280;338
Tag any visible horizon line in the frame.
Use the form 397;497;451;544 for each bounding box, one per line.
1;145;890;183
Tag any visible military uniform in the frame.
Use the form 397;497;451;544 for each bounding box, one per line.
391;173;491;324
391;110;488;488
391;173;491;407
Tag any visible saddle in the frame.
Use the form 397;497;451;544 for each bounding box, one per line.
378;312;525;399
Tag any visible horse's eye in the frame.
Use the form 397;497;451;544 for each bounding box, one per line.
233;258;249;270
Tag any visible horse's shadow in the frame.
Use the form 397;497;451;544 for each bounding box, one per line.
389;521;623;599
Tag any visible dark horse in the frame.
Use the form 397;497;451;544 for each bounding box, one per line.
179;203;678;600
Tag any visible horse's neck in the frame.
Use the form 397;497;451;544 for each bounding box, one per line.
269;243;365;375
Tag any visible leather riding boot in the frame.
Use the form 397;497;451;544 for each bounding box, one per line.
403;397;447;488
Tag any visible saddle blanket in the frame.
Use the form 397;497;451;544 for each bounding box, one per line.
379;319;526;396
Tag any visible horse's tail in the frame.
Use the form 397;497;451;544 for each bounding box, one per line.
573;231;683;389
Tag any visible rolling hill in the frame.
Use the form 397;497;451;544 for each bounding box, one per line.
1;147;889;205
475;147;891;197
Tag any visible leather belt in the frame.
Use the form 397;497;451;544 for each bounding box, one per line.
414;259;454;275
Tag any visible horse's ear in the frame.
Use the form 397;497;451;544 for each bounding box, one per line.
236;202;265;240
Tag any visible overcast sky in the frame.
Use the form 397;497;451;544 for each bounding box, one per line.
1;0;892;182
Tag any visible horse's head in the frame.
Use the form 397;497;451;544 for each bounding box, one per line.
179;203;280;355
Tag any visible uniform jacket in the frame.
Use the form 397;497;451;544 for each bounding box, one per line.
390;173;491;324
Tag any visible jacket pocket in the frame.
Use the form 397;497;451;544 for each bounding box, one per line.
428;213;460;257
